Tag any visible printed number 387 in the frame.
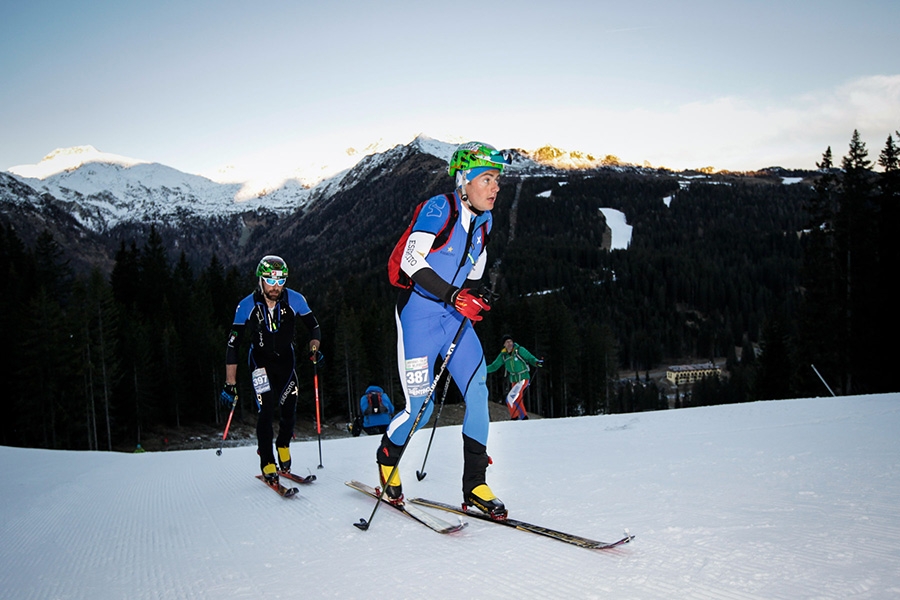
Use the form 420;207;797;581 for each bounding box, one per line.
406;369;428;385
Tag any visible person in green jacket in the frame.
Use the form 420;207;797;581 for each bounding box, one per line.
486;335;543;420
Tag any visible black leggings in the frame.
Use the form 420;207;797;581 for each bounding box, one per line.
255;369;299;469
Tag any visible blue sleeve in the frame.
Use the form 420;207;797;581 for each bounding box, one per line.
285;289;312;316
232;293;256;325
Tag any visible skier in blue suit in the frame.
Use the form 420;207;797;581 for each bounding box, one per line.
377;142;511;518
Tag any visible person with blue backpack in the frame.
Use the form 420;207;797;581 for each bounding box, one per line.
358;385;394;435
377;142;512;519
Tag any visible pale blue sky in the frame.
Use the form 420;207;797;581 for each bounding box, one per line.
2;0;898;176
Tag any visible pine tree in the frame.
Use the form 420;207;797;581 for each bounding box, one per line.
138;226;171;316
878;134;899;173
20;232;78;447
794;147;843;396
836;131;879;392
0;224;28;445
876;134;900;389
110;240;141;308
72;269;121;450
334;305;365;422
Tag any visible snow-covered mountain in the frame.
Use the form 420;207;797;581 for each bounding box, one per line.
1;394;897;599
10;145;149;177
7;145;310;231
2;137;567;232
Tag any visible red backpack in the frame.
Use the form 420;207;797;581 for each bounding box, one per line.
388;193;460;289
388;194;488;290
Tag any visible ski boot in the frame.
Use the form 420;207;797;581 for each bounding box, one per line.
376;435;403;504
379;463;403;504
261;463;279;485
465;483;507;519
277;446;291;474
462;434;507;519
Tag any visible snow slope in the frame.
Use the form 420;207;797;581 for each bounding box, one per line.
599;208;633;250
2;394;898;599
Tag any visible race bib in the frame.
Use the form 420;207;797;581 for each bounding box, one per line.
251;367;271;394
404;356;430;397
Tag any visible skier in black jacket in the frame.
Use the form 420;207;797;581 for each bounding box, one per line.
221;255;321;483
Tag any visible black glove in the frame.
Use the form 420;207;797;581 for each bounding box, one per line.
477;285;500;306
220;383;237;407
309;350;324;365
536;358;544;368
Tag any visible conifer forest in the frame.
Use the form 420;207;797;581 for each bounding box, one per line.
2;131;898;451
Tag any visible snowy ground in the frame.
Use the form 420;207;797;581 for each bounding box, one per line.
2;394;899;599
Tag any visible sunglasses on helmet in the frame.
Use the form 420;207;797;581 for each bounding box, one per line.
482;149;513;165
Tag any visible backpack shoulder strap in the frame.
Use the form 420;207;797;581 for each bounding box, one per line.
431;193;458;251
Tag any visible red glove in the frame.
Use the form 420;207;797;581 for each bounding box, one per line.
451;288;491;322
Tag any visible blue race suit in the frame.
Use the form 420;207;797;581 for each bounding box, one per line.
380;190;493;497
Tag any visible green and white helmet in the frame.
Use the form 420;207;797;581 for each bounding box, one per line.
256;255;288;283
448;142;512;188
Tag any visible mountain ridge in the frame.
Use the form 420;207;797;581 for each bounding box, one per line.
6;135;807;230
1;135;814;274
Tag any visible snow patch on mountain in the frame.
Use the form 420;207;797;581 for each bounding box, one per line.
600;208;633;250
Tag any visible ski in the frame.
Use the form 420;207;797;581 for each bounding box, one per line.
279;471;317;485
409;497;634;550
255;474;298;498
345;480;466;534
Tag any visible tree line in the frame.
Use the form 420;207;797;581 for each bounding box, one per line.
1;130;897;451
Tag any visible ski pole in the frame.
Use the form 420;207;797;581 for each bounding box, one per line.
355;318;469;531
313;354;324;468
216;401;237;456
811;364;836;397
416;372;453;481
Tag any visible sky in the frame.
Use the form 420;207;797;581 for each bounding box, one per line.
1;393;898;599
2;0;899;179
